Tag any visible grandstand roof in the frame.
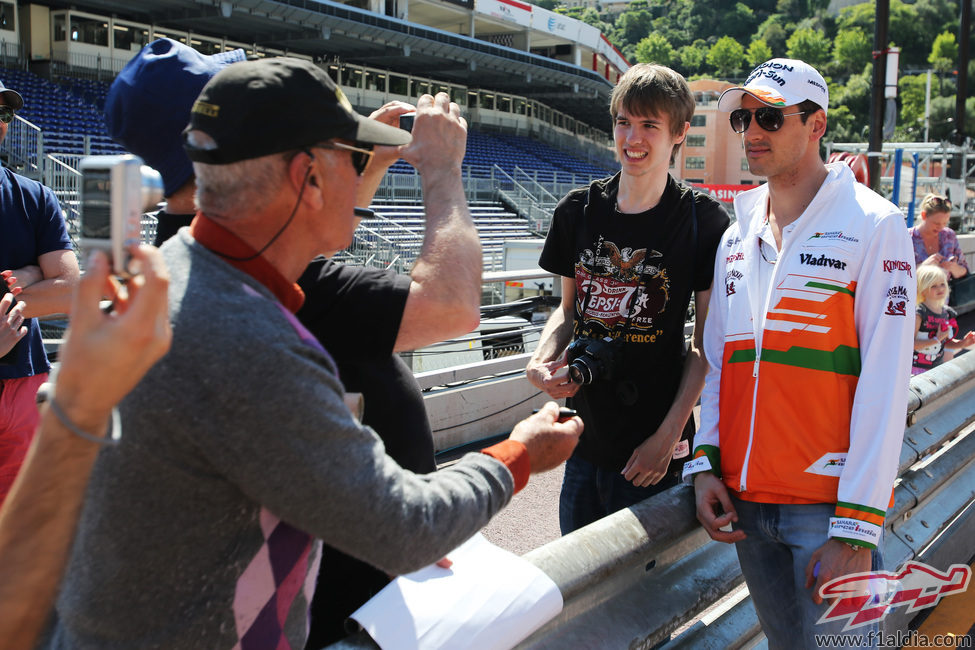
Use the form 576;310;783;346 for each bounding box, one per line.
55;0;616;129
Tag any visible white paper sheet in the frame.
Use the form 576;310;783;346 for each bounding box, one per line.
349;533;563;650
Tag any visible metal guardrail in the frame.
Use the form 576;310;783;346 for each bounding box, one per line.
329;351;975;649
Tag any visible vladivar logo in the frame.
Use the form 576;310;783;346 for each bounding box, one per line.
816;561;971;631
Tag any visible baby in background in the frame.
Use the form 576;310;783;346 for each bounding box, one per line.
913;264;975;375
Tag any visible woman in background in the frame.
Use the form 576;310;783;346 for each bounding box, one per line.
910;193;969;279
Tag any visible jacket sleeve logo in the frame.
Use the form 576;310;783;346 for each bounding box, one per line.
885;286;909;316
882;260;913;277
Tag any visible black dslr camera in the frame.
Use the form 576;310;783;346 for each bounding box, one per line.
566;335;624;385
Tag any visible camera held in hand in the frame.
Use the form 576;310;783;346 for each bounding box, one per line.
566;335;624;385
79;155;163;277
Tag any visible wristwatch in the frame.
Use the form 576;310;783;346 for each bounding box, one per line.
844;542;862;552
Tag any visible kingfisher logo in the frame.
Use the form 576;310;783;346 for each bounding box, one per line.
817;561;971;631
883;260;913;277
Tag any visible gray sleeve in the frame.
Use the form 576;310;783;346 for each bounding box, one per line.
187;328;515;575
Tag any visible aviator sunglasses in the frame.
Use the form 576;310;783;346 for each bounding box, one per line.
730;107;806;134
0;106;15;124
316;141;374;176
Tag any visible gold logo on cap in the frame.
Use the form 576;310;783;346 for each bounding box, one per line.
334;87;354;113
191;100;220;118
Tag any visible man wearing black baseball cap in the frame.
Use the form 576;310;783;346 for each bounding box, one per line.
105;41;500;645
49;58;582;649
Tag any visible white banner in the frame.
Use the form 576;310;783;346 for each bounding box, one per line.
530;6;578;40
475;0;533;28
576;22;602;50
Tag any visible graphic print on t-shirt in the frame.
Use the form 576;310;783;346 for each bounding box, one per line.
574;237;669;335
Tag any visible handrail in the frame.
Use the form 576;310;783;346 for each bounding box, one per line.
510;167;560;204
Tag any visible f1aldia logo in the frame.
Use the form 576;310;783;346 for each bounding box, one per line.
817;561;971;631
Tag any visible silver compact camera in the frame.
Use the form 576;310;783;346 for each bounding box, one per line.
79;155;163;276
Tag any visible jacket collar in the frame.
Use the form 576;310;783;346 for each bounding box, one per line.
189;213;305;313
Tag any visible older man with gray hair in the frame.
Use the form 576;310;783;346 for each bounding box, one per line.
48;58;581;648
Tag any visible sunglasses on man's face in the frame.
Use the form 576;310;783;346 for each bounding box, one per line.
730;107;806;134
317;141;374;176
0;106;15;124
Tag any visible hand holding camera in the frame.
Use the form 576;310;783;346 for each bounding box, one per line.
79;155;162;278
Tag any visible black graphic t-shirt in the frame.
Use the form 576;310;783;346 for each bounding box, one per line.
540;173;730;471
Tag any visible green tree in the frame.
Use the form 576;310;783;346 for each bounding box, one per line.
928;31;958;74
721;3;758;43
755;15;789;55
676;40;709;77
707;36;745;78
531;0;559;10
786;27;832;68
832;27;871;75
929;31;958;94
615;8;654;47
836;0;933;68
635;33;675;66
894;73;937;141
746;38;773;69
831;69;872;135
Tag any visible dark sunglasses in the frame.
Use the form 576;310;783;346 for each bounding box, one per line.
0;106;15;124
730;107;806;134
317;141;373;176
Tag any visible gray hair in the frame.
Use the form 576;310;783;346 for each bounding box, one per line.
187;130;290;217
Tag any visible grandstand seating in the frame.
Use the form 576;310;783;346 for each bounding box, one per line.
2;66;612;179
1;67;604;274
386;128;613;180
354;201;539;270
1;68;124;156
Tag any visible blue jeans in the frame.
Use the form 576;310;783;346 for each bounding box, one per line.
558;455;678;534
731;498;883;650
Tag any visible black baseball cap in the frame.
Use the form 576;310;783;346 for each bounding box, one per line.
183;57;411;164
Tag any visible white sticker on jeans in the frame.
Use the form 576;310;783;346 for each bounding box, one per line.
672;440;690;459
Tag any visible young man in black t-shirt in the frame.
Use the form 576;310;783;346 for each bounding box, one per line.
527;64;729;533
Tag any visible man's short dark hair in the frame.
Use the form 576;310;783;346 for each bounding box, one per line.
798;100;824;125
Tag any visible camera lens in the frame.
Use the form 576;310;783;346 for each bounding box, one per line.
568;359;594;385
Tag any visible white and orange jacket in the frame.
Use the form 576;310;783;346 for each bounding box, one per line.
687;164;915;549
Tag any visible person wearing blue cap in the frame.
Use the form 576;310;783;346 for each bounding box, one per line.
102;39;494;646
105;38;247;245
0;77;80;508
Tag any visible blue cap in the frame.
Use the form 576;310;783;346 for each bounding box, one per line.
0;79;23;111
105;39;245;196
